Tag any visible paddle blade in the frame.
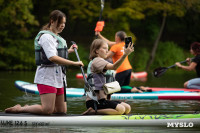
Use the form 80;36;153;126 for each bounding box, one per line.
84;83;98;102
86;91;98;102
153;67;168;78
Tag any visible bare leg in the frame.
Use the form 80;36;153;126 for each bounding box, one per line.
5;104;43;114
131;87;143;93
184;81;188;88
54;94;67;113
5;104;22;113
98;104;125;115
120;102;131;114
82;107;96;115
139;86;150;91
5;93;57;115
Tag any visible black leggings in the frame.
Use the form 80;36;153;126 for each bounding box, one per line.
86;99;121;110
116;88;131;93
115;69;132;86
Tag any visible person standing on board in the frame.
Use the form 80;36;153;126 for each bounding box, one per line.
175;42;200;89
95;31;148;93
82;39;133;115
5;10;84;115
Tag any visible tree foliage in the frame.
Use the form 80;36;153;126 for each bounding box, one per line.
0;0;38;70
1;0;200;71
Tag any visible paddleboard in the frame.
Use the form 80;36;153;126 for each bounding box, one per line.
76;71;148;79
15;81;200;100
0;112;199;127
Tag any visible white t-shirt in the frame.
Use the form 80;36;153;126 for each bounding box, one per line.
34;34;66;88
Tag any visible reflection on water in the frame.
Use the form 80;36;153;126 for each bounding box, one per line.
14;94;41;105
0;125;200;132
129;100;200;114
0;70;200;132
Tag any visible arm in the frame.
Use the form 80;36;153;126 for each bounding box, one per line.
106;51;115;59
49;56;83;67
106;54;127;70
40;35;83;66
105;43;134;70
95;32;116;47
175;62;197;71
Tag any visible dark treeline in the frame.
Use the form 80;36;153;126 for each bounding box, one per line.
0;0;200;71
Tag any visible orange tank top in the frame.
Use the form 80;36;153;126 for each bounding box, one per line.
110;42;132;73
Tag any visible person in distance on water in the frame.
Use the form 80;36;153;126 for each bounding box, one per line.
175;42;200;89
82;39;133;115
96;31;149;93
5;10;84;115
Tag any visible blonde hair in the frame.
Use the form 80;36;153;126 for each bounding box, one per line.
89;39;106;60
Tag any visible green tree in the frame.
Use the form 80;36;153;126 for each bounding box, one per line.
141;0;200;71
1;0;200;71
0;0;38;70
57;0;200;70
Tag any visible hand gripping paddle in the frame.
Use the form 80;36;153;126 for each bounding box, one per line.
153;57;194;78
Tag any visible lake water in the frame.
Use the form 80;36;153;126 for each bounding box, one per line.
0;70;200;132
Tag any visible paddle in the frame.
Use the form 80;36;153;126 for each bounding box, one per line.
99;0;105;21
95;0;105;37
153;57;194;78
71;41;98;102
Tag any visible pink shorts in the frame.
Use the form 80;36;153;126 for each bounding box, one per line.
37;84;64;95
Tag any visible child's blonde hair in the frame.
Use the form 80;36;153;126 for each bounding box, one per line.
89;39;106;60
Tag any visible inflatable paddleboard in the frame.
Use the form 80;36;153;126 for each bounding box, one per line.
15;81;200;100
0;112;199;127
76;71;148;79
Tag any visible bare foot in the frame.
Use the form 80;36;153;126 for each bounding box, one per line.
5;104;22;113
139;86;152;92
82;107;96;115
23;104;29;107
131;87;143;93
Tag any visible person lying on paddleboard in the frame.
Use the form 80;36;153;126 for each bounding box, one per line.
5;10;84;115
82;39;133;115
96;31;150;93
175;42;200;89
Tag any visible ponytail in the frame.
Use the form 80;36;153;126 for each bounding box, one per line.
41;10;66;31
42;23;51;30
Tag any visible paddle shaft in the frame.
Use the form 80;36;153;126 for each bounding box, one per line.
61;66;67;102
167;57;194;69
95;0;105;39
99;0;105;21
154;57;195;77
63;77;67;102
73;48;88;83
72;42;98;103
